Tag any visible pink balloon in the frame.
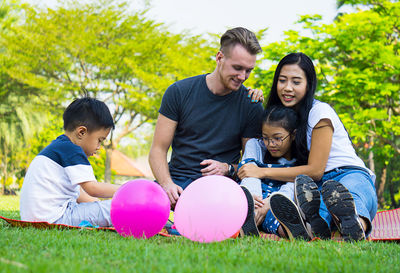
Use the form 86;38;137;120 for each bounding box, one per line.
174;175;247;243
111;179;170;238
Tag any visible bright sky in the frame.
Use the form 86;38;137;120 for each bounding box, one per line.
145;0;341;43
27;0;347;43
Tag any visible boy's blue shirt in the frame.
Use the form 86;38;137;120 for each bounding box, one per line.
39;134;91;167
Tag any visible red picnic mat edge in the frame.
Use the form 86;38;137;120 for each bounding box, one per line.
0;215;171;237
1;208;399;241
369;208;400;241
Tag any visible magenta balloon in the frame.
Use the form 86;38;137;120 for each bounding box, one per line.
110;179;170;238
174;175;247;243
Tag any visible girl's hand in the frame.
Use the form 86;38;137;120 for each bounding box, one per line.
238;164;265;179
247;88;264;103
255;199;270;226
253;195;265;209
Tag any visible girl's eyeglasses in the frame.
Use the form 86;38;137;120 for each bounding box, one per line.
259;134;290;146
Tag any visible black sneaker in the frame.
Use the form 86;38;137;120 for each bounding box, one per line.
269;192;312;240
239;186;260;237
321;180;365;242
294;175;331;239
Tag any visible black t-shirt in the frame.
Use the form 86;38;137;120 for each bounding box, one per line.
159;74;264;180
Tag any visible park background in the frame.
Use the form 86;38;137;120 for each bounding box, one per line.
0;0;399;210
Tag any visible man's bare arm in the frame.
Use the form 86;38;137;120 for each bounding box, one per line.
149;114;183;206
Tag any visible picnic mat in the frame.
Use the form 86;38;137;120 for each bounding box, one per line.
0;215;171;237
369;208;400;242
1;208;399;241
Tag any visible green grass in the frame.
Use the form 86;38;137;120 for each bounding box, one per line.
0;196;399;273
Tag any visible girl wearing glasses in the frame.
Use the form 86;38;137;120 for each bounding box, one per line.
238;105;311;239
238;52;377;241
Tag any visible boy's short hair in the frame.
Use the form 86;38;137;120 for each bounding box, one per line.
220;27;262;56
63;97;115;132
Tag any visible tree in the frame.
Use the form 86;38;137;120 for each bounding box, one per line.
2;0;215;183
0;0;50;194
254;0;400;208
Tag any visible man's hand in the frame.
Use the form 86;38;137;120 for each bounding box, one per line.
237;164;265;179
248;88;264;103
200;159;229;176
161;182;183;208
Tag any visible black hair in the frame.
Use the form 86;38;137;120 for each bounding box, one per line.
262;105;299;164
63;97;115;132
265;52;317;165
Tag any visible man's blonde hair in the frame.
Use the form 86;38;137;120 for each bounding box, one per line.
220;27;262;56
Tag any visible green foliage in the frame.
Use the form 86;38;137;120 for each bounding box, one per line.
1;0;215;184
89;148;107;182
88;148;116;183
15;115;63;182
0;83;48;191
16;115;115;184
2;0;215;144
0;1;56;192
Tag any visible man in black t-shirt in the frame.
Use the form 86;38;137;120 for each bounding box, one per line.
149;27;264;208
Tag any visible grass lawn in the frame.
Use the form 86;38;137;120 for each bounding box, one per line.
0;195;399;273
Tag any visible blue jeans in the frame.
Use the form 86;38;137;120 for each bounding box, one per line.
317;168;378;236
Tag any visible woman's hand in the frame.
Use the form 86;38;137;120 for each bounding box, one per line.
238;164;266;179
248;88;264;103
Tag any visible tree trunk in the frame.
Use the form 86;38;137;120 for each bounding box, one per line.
1;174;5;195
104;147;112;184
388;158;399;208
368;146;375;174
389;178;398;208
1;160;8;196
377;165;387;208
1;170;8;195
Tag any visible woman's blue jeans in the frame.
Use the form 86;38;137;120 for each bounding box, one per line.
317;168;378;236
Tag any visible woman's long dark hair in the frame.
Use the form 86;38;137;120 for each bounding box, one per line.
265;53;317;165
262;105;299;164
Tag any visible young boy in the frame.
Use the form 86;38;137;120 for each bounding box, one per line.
20;97;119;227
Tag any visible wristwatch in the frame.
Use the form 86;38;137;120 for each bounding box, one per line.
228;164;235;177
